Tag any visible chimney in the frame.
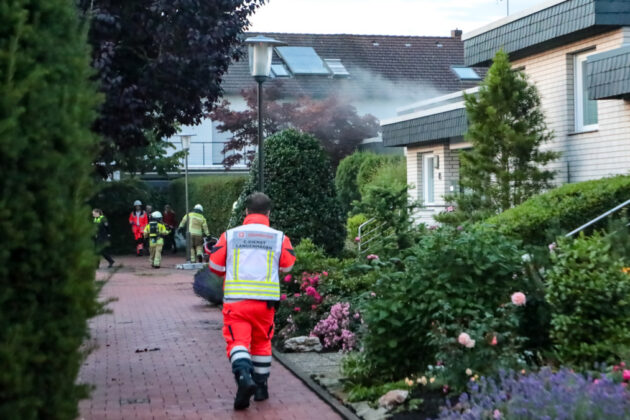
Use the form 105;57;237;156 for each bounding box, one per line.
451;29;463;40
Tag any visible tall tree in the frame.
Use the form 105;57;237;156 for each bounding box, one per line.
453;49;559;221
0;0;99;417
209;84;380;168
77;0;264;177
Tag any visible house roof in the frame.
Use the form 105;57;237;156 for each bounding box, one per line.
463;0;630;67
587;45;630;100
221;32;485;100
381;88;477;147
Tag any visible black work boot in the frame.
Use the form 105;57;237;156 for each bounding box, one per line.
253;373;269;401
233;369;256;410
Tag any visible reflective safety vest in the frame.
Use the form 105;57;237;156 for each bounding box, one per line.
224;224;284;301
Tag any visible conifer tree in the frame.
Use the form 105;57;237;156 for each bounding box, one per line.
0;0;99;417
454;50;559;220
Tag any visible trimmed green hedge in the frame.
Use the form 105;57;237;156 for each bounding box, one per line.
485;175;630;246
231;129;346;255
169;175;246;237
90;179;157;254
0;0;99;417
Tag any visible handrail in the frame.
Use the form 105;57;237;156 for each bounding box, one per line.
565;198;630;238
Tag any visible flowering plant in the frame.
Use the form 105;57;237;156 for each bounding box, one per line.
438;368;630;419
311;302;362;352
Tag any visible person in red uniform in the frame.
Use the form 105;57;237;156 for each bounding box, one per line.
128;200;148;256
163;204;177;254
208;192;295;410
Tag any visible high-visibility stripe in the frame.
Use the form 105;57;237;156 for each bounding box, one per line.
209;260;226;272
224;286;279;293
225;280;278;285
279;264;294;273
224;283;277;289
224;290;279;297
233;248;239;281
251;355;273;363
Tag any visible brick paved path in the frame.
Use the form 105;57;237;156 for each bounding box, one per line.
79;255;341;420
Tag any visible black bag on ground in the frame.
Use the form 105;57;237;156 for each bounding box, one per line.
193;266;223;304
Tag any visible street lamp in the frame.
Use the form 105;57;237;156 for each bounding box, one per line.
180;134;195;262
244;35;286;192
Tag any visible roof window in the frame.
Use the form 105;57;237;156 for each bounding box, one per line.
275;47;330;75
271;63;290;78
451;66;481;80
324;59;350;77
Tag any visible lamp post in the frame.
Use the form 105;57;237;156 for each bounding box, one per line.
180;134;195;262
244;35;285;192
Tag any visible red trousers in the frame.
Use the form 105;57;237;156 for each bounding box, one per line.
222;300;275;359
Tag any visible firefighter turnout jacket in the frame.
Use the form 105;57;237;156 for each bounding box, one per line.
209;214;295;301
179;211;209;237
144;221;169;246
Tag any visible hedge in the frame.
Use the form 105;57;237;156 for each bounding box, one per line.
90;178;158;254
231;129;346;255
0;0;99;417
169;175;246;237
485;175;630;246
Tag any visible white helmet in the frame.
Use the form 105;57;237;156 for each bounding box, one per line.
194;204;203;212
133;200;142;206
152;211;162;219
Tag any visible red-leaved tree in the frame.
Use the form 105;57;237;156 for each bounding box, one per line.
209;84;380;168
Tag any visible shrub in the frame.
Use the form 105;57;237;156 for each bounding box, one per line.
90;178;158;254
231;129;346;255
546;233;630;367
358;226;527;382
346;213;368;243
485;175;630;247
356;153;402;197
0;0;99;417
438;368;630;420
335;152;373;216
169;175;246;237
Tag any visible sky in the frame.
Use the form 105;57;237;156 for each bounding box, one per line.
249;0;543;37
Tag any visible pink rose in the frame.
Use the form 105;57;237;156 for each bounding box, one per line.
294;307;301;312
370;292;376;297
511;292;526;306
465;339;476;349
322;271;328;276
593;379;601;384
491;336;498;346
294;293;301;298
284;274;292;283
367;254;379;260
458;332;471;346
623;370;630;381
493;409;502;419
354;236;360;242
446;206;454;212
311;304;318;310
280;294;287;301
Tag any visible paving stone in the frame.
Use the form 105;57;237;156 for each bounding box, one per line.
79;255;340;419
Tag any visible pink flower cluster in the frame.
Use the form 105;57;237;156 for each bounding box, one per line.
311;302;357;352
458;332;476;348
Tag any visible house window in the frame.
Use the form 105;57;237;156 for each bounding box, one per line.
423;154;435;204
574;51;598;132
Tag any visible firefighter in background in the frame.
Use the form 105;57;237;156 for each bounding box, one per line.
93;208;115;268
208;193;295;410
144;211;170;268
178;203;209;262
129;200;148;256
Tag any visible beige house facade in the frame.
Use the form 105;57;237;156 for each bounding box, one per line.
382;0;630;224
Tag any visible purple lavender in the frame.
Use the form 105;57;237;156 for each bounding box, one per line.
437;368;630;419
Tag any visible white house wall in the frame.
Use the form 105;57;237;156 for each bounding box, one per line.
512;27;630;183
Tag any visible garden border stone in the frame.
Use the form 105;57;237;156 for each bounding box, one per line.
272;347;361;420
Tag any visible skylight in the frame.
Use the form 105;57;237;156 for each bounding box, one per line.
324;59;350;77
452;66;481;80
271;64;290;78
275;47;331;75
